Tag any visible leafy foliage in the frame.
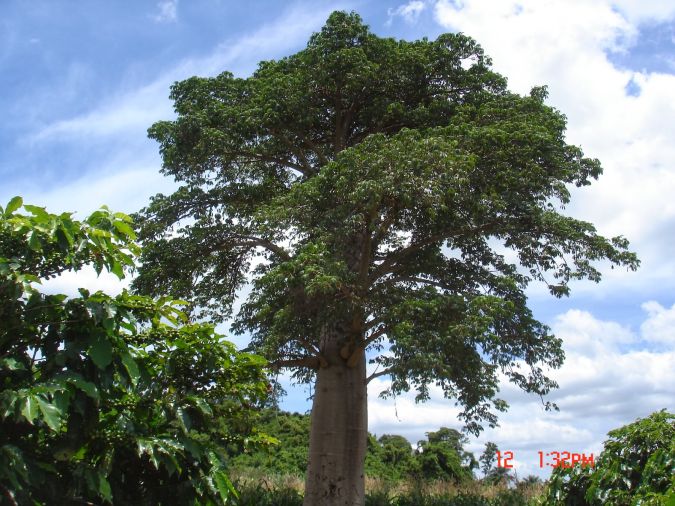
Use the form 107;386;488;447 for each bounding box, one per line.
369;434;418;481
134;10;638;437
229;410;310;477
412;428;477;482
478;442;514;486
546;410;675;505
232;484;540;506
229;410;479;484
0;198;269;505
479;442;499;476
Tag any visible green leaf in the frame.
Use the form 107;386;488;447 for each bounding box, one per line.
28;231;42;251
110;260;124;279
23;204;49;221
88;336;113;369
193;397;213;417
120;351;140;386
0;358;25;371
5;196;22;216
53;389;71;413
176;406;192;433
66;375;100;400
113;219;137;239
20;396;39;424
212;469;238;501
98;472;113;502
138;439;160;469
36;397;62;431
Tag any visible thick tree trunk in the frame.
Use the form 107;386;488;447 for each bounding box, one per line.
303;324;368;506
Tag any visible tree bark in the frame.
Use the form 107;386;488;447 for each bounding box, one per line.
303;323;368;506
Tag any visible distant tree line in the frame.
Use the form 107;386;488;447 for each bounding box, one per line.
228;409;513;485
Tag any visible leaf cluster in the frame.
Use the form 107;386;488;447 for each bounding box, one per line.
0;199;270;505
545;410;675;505
228;410;477;484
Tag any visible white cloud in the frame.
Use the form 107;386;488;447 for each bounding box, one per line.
3;157;175;217
152;0;178;23
431;0;675;296
641;300;675;345
387;1;428;25
34;4;341;144
366;305;675;478
551;309;634;355
610;0;675;23
41;265;131;298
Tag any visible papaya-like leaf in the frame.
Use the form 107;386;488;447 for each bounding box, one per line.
5;196;22;216
88;335;113;369
36;397;62;431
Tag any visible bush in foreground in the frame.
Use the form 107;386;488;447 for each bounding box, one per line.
0;199;269;505
545;410;675;505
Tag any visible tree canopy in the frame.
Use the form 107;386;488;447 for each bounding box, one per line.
0;198;269;505
132;11;639;503
135;10;637;432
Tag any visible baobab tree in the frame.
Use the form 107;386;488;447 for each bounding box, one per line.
133;11;638;505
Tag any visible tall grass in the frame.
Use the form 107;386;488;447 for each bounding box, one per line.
231;473;546;506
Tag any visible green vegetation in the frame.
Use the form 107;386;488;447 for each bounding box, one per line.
0;10;666;506
132;10;639;502
0;199;269;505
228;409;675;505
0;196;671;504
545;410;675;505
229;410;480;484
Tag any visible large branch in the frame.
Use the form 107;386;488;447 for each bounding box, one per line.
270;129;316;176
364;326;388;347
269;356;321;370
366;367;395;384
380;275;454;291
230;236;292;261
369;221;500;284
369;231;450;282
236;152;313;177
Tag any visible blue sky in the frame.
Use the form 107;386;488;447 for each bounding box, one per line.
3;0;674;479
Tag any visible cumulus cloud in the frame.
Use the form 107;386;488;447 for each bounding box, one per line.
640;300;675;345
432;0;675;295
367;305;675;477
387;1;428;25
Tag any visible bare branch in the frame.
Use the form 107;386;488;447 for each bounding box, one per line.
269;357;320;370
366;367;395;384
382;275;453;291
364;326;388;347
228;236;292;261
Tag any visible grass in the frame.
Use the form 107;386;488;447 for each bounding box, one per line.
230;473;546;506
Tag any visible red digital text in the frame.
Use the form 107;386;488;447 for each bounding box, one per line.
495;451;595;469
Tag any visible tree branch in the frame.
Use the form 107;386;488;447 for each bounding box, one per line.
228;236;292;261
382;275;454;291
369;222;500;284
270;129;316;175
364;326;388;347
369;231;449;282
366;367;395;384
364;316;385;331
269;357;320;370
